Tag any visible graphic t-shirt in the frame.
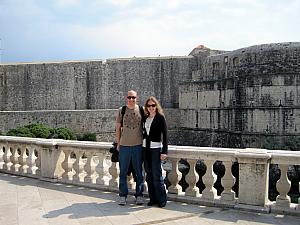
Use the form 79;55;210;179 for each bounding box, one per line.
116;105;143;146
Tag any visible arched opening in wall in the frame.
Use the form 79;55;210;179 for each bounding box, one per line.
212;62;220;78
224;56;228;64
213;62;219;70
233;57;239;67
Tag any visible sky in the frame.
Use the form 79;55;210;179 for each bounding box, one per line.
0;0;299;63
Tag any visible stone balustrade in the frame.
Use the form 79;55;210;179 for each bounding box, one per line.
0;136;299;216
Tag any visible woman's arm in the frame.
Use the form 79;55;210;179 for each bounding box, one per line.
161;115;168;155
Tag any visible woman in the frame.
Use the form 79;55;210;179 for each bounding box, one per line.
143;96;168;207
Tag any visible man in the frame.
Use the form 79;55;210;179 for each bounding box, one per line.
116;90;144;205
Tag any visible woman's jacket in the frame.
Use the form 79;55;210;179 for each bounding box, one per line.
144;113;168;154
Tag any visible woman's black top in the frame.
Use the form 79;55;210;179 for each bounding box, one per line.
145;113;168;154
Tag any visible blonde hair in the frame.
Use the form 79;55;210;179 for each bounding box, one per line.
144;96;164;116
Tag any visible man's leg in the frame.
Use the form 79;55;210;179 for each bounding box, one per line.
131;145;144;197
119;146;131;198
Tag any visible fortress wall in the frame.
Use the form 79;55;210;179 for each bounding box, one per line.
180;79;300;109
0;61;105;111
179;43;300;138
200;42;300;82
2;42;300;148
0;56;195;111
0;109;116;138
103;57;195;109
0;108;180;141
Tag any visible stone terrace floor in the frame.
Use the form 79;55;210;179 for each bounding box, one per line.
1;173;299;225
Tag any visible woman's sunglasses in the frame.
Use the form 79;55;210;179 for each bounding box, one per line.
127;96;137;99
147;104;156;107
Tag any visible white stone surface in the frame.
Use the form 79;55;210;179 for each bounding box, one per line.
1;172;300;225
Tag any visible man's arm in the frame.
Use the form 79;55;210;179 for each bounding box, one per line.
116;122;122;150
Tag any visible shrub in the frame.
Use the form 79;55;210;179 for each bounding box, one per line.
25;124;51;139
284;136;300;151
77;132;97;142
51;127;77;140
6;124;95;142
7;127;35;138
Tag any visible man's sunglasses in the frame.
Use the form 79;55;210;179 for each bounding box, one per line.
127;96;137;99
147;104;156;107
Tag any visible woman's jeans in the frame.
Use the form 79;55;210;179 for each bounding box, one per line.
119;145;144;197
144;147;167;204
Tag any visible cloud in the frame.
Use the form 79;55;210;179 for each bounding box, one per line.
1;0;300;62
54;0;81;8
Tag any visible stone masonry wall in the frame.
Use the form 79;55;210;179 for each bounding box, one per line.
179;42;300;147
0;108;180;142
0;56;195;111
1;42;300;148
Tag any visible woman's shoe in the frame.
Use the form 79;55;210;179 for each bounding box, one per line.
147;201;157;206
158;202;166;208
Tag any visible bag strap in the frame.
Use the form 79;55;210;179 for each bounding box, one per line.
121;106;126;127
139;105;145;130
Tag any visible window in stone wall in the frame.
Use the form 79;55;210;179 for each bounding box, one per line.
262;76;272;86
247;76;254;87
217;81;225;90
284;75;295;86
212;62;220;79
226;79;234;89
224;56;228;64
213;62;219;69
206;81;215;90
233;57;239;67
296;76;300;86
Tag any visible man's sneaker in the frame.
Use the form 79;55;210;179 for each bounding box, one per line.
136;196;144;205
118;196;126;206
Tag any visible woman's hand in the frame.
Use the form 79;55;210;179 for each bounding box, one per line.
160;154;167;160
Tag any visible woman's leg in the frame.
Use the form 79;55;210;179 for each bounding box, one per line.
151;148;167;206
144;148;157;204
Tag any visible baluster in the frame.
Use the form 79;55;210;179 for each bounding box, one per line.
221;161;235;201
62;149;74;181
185;159;199;197
103;154;112;181
298;180;300;210
202;160;217;200
0;145;5;169
167;157;182;195
276;164;291;207
95;152;106;185
28;147;38;175
127;173;135;190
19;147;29;174
11;146;21;173
109;161;119;188
4;146;13;171
162;164;167;190
35;148;41;176
85;151;98;184
143;164;148;194
73;150;85;183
